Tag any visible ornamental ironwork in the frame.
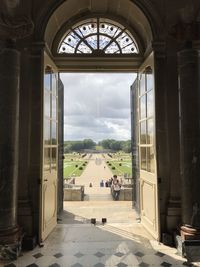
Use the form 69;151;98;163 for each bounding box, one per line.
58;18;139;55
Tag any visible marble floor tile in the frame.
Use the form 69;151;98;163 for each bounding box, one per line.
2;201;200;267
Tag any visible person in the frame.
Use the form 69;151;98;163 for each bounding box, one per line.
111;175;121;200
89;182;92;187
100;180;104;187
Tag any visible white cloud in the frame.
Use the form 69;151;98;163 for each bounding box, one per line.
60;73;136;142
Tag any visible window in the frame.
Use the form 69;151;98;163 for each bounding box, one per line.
58;18;139;55
44;67;58;173
139;67;155;173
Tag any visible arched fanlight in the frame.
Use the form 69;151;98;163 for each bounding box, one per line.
58;18;139;55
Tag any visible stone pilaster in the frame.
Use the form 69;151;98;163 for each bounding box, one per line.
28;42;45;237
178;48;200;229
152;40;170;234
165;38;181;232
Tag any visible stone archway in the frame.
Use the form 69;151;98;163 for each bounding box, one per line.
35;0;166;242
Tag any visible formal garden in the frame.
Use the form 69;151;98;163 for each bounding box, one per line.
63;153;88;179
63;151;132;180
106;152;132;178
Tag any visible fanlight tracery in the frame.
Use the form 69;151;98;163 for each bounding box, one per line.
58;18;139;55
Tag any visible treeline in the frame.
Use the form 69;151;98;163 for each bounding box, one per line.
64;139;131;153
99;139;131;153
64;139;96;153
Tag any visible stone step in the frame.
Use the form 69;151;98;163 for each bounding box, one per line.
84;194;113;201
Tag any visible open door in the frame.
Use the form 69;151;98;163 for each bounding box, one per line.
134;52;159;239
130;79;140;214
39;53;59;242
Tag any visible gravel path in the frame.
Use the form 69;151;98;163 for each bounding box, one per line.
75;153;113;188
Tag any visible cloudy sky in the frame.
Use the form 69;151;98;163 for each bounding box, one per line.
60;73;136;142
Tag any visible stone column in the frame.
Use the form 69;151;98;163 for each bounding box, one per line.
0;46;21;260
0;11;33;260
178;48;200;234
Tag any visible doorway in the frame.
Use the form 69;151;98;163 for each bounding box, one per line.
60;72;135;223
40;51;159;242
40;0;161;242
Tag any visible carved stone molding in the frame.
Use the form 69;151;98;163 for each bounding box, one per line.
152;40;166;58
0;13;34;40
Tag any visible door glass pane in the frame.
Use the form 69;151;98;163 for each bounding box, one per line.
146;68;153;92
147;90;154;117
51;121;57;145
44;148;51;172
139;73;145;96
44;91;51;118
140;147;147;170
44;73;51;91
52;96;57;120
147;146;155;173
51;148;57;170
52;73;57;96
147;118;154;144
140;95;146;120
140;121;146;144
44;119;51;145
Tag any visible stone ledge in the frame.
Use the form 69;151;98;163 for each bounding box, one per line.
64;186;84;201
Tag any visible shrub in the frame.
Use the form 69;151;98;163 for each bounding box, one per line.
112;166;115;170
79;166;83;170
75;164;78;167
119;163;122;166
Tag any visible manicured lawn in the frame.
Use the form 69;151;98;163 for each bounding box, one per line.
63;153;88;179
106;152;132;177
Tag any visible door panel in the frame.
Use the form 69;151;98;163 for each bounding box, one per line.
130;79;140;214
40;53;58;242
138;52;159;239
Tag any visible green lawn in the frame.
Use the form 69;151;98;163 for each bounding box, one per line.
106;152;132;177
63;153;88;179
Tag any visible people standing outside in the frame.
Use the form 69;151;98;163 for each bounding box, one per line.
111;175;121;200
100;179;104;187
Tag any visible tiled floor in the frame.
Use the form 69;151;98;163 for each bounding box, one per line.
1;223;198;267
1;201;200;267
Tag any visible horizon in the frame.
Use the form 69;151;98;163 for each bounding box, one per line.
64;139;131;143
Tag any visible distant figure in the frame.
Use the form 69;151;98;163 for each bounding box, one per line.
104;166;106;169
110;177;113;184
89;182;93;187
100;180;104;187
111;175;121;200
105;181;109;187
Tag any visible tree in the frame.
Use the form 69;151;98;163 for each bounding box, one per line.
83;139;96;149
